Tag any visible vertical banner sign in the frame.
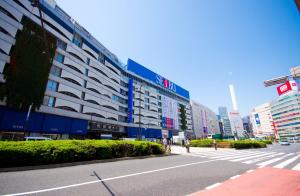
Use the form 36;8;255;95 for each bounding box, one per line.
255;114;261;126
161;95;179;129
127;79;133;123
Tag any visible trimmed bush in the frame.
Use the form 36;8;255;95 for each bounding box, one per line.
190;139;267;149
260;140;273;145
232;140;266;149
190;139;213;147
0;140;164;168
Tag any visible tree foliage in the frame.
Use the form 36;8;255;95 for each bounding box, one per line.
179;104;187;131
0;17;56;110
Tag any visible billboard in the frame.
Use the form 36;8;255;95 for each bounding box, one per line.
255;114;261;126
276;81;298;96
161;95;179;129
127;59;190;99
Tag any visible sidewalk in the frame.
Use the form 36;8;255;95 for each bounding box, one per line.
190;167;300;196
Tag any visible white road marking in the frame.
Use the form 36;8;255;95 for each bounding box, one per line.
217;152;266;160
243;153;284;164
2;159;220;196
205;183;221;190
257;153;294;167
210;151;261;159
230;152;275;162
246;169;254;173
292;162;300;170
230;175;241;180
274;155;300;169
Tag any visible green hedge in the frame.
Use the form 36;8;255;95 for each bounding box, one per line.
0;140;164;168
190;139;213;147
190;139;267;149
231;140;266;149
260;140;273;145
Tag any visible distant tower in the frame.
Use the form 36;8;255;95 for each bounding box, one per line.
229;84;238;111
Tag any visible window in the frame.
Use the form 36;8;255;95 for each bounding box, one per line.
72;32;82;47
57;39;67;50
85;69;88;76
98;52;105;64
83;80;87;88
50;66;61;77
145;91;149;96
145;98;150;103
157;95;161;100
119;106;127;113
81;92;85;99
86;58;90;65
120;81;128;88
120;89;127;96
145;104;150;110
158;108;162;113
54;52;64;63
158;102;162;107
118;115;127;122
43;96;55;107
47;80;58;91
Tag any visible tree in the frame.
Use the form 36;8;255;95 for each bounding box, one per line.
179;104;187;131
0;17;56;110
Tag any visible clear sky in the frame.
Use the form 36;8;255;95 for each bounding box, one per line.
56;0;300;116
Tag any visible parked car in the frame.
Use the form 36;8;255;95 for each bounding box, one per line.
279;139;290;146
25;137;52;141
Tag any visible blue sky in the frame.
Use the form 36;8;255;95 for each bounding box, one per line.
56;0;300;116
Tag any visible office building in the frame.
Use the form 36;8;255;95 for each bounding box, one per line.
250;103;275;136
270;80;300;139
0;0;192;140
190;100;220;138
218;107;232;136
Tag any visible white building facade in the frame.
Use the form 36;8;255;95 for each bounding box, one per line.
250;102;275;136
191;100;220;138
0;0;192;140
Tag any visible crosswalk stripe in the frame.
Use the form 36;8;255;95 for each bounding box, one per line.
210;151;264;159
230;152;276;162
217;152;268;160
194;151;249;157
257;153;294;167
274;155;300;169
292;162;300;170
243;153;285;164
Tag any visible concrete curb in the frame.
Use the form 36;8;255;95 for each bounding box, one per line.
0;154;177;173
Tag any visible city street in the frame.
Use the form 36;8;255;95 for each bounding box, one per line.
1;144;299;196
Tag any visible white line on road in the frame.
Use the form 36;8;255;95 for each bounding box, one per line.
274;155;300;169
230;152;275;162
257;153;294;167
292;162;300;170
246;169;254;173
205;183;221;190
2;159;220;196
230;175;241;180
243;153;284;164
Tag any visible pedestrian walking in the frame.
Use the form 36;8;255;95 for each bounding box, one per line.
213;139;217;150
185;138;190;153
163;137;168;152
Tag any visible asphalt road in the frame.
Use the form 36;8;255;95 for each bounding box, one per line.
1;143;299;196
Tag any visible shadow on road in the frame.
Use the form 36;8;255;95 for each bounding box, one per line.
92;171;116;196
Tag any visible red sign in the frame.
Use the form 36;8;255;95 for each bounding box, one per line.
277;81;292;96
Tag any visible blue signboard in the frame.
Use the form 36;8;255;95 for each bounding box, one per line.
127;59;190;99
255;114;261;125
